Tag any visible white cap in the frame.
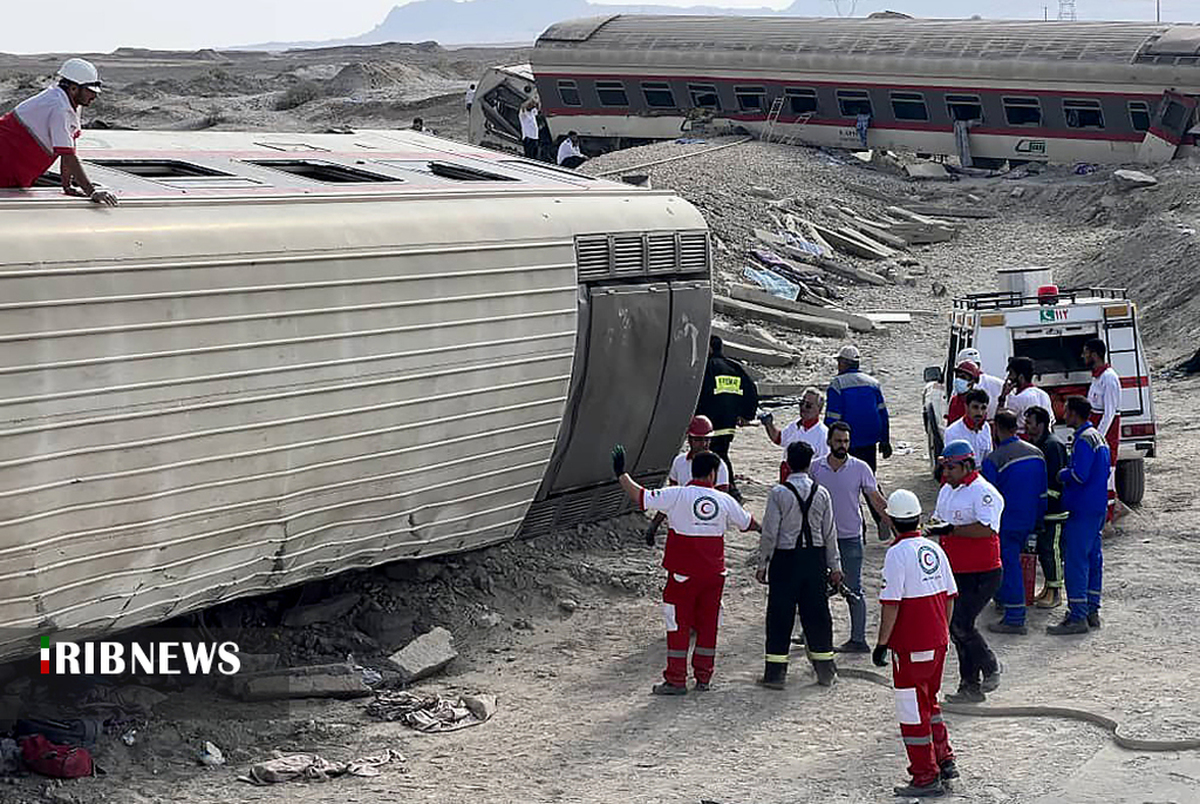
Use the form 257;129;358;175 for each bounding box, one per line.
956;347;981;365
57;58;102;93
885;489;922;519
836;345;861;362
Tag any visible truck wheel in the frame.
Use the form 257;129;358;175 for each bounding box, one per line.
1116;459;1145;506
925;410;943;479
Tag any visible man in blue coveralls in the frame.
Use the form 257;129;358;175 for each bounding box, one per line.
1047;397;1110;636
982;409;1046;636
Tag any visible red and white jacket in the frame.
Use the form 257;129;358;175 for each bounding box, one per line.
880;531;958;652
0;86;81;188
642;481;753;577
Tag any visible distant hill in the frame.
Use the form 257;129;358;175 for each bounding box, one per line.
239;0;804;50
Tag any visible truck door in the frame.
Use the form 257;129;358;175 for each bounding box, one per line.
1103;311;1146;419
1136;91;1198;164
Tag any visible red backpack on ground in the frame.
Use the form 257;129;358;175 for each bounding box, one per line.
19;734;94;778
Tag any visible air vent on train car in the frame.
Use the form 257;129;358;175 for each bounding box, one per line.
647;233;678;274
575;235;611;281
244;160;398;183
679;232;711;272
573;231;709;282
611;235;646;276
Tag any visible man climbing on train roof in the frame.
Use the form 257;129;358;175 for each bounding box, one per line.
0;58;117;205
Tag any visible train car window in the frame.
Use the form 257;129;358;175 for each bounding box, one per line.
1162;100;1187;130
785;88;818;115
642;82;676;108
836;90;872;117
890;91;929;122
688;84;721;110
1063;99;1104;129
557;80;582;107
735;86;767;111
595;81;629;107
1002;97;1042;127
946;94;983;122
1128;101;1151;132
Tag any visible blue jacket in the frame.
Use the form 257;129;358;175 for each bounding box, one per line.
1060;423;1111;516
825;369;889;449
982;435;1047;535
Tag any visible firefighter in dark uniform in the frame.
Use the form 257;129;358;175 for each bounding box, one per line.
696;335;758;501
756;441;842;688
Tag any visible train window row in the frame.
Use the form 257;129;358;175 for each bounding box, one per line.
553;78;1157;134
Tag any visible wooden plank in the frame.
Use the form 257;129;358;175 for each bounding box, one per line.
713;295;849;338
731;284;876;333
721;340;797;367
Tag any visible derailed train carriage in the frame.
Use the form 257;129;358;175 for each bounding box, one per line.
0;130;712;660
469;15;1200;166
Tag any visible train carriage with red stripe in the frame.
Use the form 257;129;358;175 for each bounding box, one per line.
471;15;1200;166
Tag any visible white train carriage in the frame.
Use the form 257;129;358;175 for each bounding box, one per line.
471;15;1200;166
0;130;712;660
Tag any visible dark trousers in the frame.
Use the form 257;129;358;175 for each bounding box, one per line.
849;444;882;526
949;568;1001;689
560;155;586;169
522;137;539;159
1037;518;1065;588
764;547;834;681
709;434;736;488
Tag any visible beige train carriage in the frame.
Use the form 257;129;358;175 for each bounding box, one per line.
0;130;712;660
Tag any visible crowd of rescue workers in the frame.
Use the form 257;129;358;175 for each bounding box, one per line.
611;335;1122;799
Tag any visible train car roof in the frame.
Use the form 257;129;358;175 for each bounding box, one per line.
0;128;629;202
536;15;1200;72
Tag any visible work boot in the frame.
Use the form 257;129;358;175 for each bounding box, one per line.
693;680;711;692
893;778;945;798
651;682;687;696
981;667;1002;693
938;759;960;781
813;660;838;687
987;620;1027;635
1087;611;1101;629
944;684;985;704
1046;616;1089;635
757;662;787;690
834;639;871;654
1035;587;1063;609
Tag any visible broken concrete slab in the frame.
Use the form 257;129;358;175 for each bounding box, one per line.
721;339;797;367
904;161;952;181
713;295;849;338
710;322;795;354
730;285;876;333
1112;169;1158;190
387;626;457;683
282;593;361;628
355;609;417;651
748;185;780;200
232;662;373;701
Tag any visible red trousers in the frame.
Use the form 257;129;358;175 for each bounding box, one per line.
662;572;724;686
892;645;954;786
1088;413;1120;518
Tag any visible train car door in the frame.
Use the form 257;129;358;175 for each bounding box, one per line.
1136;91;1198;164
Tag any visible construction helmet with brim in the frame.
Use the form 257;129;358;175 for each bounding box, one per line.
57;58;102;93
940;439;975;464
955;347;982;366
687;415;715;438
885;489;922;519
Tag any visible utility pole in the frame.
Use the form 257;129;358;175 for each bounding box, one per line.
1156;0;1161;22
1042;5;1048;20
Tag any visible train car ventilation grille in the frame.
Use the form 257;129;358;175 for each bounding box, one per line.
573;231;709;282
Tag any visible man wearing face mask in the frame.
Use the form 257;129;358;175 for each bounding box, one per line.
946;349;1002;425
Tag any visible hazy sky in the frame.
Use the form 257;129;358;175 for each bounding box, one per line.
0;0;1191;54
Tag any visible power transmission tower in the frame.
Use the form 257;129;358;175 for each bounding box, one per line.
1057;0;1077;20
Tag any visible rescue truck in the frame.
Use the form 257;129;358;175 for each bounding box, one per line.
922;267;1155;504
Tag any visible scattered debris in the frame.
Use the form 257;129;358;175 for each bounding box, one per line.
743;265;799;301
904;161;952;181
365;690;497;732
720;339;797;367
1112;169;1158;190
282;593;362;628
387;627;457;683
238;748;404;785
747;185;779;200
931;281;949;297
198;741;225;767
231;662;374;701
558;598;579;613
713;296;849;338
730;285;875;333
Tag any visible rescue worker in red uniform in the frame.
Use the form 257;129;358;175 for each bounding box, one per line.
643;415;730;544
0;59;116;205
873;489;959;798
1083;338;1122;521
613;444;759;694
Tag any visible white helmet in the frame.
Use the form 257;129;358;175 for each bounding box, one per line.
885;489;922;519
57;58;102;92
955;347;981;366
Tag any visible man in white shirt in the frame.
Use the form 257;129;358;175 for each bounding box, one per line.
945;389;993;466
955;348;1003;420
556;131;586;169
464;83;476;111
760;386;829;482
1083;337;1122;520
518;98;541;160
0;58;116;205
643;416;730;545
998;356;1053;435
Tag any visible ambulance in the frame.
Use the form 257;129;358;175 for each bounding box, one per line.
922;267;1156;504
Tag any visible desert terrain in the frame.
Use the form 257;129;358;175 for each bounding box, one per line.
2;43;1200;804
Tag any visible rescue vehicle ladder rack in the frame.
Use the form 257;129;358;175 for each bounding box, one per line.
954;286;1127;311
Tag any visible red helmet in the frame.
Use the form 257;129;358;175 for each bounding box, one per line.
687;415;714;438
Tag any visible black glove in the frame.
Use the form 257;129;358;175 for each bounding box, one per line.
880;442;893;460
872;644;889;667
611;444;626;478
757;412;773;426
644;524;657;547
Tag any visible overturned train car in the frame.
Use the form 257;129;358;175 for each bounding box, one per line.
472;15;1200;166
0;130;711;660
